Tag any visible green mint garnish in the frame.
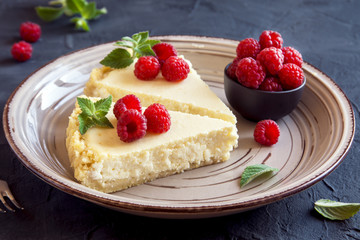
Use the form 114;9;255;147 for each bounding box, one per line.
240;164;279;188
35;0;107;32
314;199;360;220
77;96;113;134
100;31;161;69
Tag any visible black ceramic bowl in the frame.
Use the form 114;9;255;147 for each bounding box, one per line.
224;63;306;122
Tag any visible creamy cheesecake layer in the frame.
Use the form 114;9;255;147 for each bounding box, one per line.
66;98;238;193
84;58;237;124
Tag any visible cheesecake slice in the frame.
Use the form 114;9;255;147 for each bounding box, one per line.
66;97;238;193
84;58;237;124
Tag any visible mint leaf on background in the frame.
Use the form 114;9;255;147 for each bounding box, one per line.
240;164;279;188
314;199;360;220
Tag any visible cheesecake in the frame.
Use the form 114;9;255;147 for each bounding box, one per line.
84;58;237;124
66;97;238;193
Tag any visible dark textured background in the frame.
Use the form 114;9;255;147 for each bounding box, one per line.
1;0;360;239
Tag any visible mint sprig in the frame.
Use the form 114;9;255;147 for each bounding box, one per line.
77;96;113;134
240;164;279;188
100;31;161;69
314;199;360;220
35;0;107;32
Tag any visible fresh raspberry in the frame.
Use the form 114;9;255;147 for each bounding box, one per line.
259;30;283;49
259;76;283;91
161;56;190;82
144;103;171;133
254;119;280;146
278;63;304;90
152;43;178;64
236;38;261;59
11;41;32;62
20;22;41;43
117;109;147;143
113;94;142;119
226;57;241;80
235;57;266;89
282;46;303;68
134;56;160;80
256;47;284;75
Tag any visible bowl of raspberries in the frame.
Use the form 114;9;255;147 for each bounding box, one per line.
224;30;306;121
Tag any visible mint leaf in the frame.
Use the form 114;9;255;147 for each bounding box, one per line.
66;0;86;14
100;48;134;69
132;31;149;44
135;44;156;57
71;17;90;31
314;199;360;220
81;2;96;19
240;164;278;188
77;96;113;134
36;6;64;21
145;39;161;47
93;7;107;18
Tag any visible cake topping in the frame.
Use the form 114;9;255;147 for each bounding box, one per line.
152;42;178;65
161;56;190;82
144;103;171;133
113;94;142;119
117;109;147;143
134;56;161;80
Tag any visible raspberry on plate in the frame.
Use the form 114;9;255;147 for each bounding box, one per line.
259;76;283;91
20;22;41;43
254;119;280;146
144;103;171;133
113;94;142;119
161;56;190;82
11;41;32;62
152;43;178;64
117;109;147;143
278;63;304;90
282;46;303;68
226;57;241;80
256;47;284;75
134;56;160;80
236;38;261;59
235;57;266;89
259;30;283;49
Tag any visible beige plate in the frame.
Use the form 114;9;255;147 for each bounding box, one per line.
3;36;355;219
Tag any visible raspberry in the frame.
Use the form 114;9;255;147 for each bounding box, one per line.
236;38;261;59
254;119;280;146
278;63;304;90
161;56;190;82
282;46;303;68
259;76;283;91
256;47;284;75
20;22;41;43
117;109;147;143
152;43;178;64
134;56;160;80
235;57;266;89
259;30;283;49
226;57;241;80
113;94;142;119
11;41;32;62
144;103;171;133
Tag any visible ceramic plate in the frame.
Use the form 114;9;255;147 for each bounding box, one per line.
3;36;355;218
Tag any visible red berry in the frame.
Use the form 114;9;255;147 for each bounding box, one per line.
256;47;284;75
11;41;32;62
144;103;171;133
259;76;283;91
152;43;177;64
20;22;41;43
161;56;190;82
278;63;304;90
282;46;303;68
259;30;283;49
134;56;160;80
113;94;142;119
235;57;266;89
254;119;280;146
226;57;241;80
117;109;147;143
236;38;261;59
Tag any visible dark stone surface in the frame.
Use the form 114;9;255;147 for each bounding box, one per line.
1;0;359;239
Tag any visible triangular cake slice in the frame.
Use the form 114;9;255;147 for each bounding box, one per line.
84;58;236;124
66;97;238;193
